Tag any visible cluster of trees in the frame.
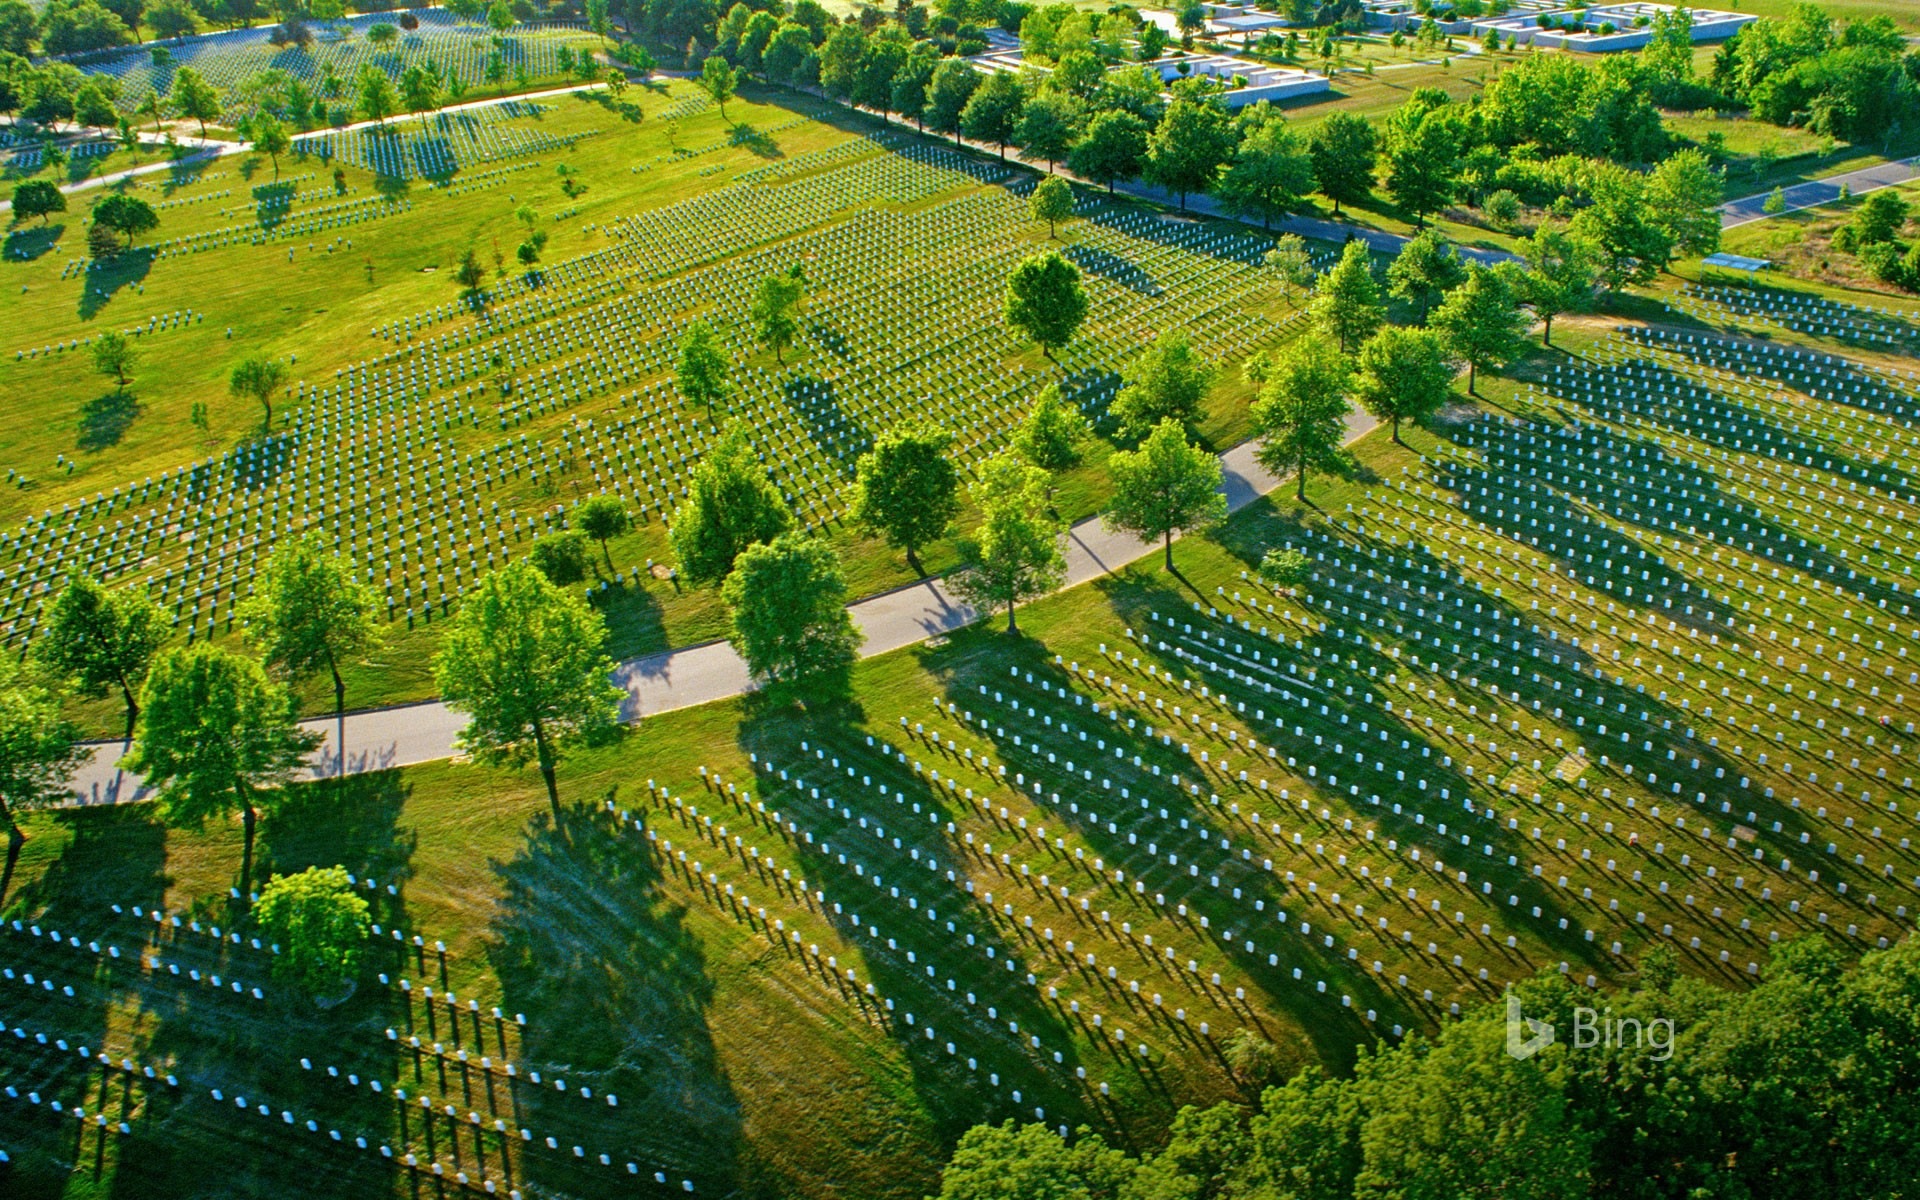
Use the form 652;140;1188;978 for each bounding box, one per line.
1711;5;1917;145
1832;188;1919;292
934;935;1920;1200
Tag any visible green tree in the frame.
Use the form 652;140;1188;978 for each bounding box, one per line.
1264;234;1315;307
1028;173;1074;238
1762;185;1786;215
1014;88;1080;170
575;494;632;574
849;422;961;576
1217;105;1315;230
92;193;157;248
926;56;979;146
890;42;937;126
819;21;865;99
1308;110;1377;215
1145;93;1232;210
355;63;398;124
1004;249;1087;361
1308;239;1384;354
239;534;381;724
1251;336;1352;501
1066;108;1147;193
11;179;66;225
1430;262;1529;395
454;246;488;296
229;354;288;428
0;660;84;844
398;62;440;124
721;532;861;692
170;64;220;136
1353;325;1454;444
529;529;592;587
950;455;1066;634
1645;147;1722;266
1518;226;1600;347
1849;188;1909;245
763;21;814;85
432;560;621;816
1385;227;1467;320
125;644;321;894
960;68;1025;159
1111;329;1215;439
700;52;736;120
366;19;397;44
676;318;731;427
92;329;135;389
1570;164;1670;291
1104;418;1226;571
37;574;166;736
668;424;794;586
253;866;370;995
1382;92;1461;226
751;270;804;363
252;108;289;178
1012;384;1091;473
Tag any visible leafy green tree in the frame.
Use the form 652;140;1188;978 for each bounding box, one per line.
454;246;488;296
849;423;961;576
92;193;157;248
1848;188;1909;246
1013;384;1091;473
125;644;321;894
1518;226;1600;346
1067;108;1147;194
1645;147;1722;266
1570;163;1670;290
1251;336;1352;500
1104;418;1226;571
1145;93;1232;210
676;318;731;427
355;63;398;123
890;42;937;126
575;494;632;574
37;575;166;736
1353;325;1454;444
1308;239;1384;354
1014;89;1080;170
700;52;737;120
92;329;134;389
751;270;804;363
169;64;220;135
1431;262;1529;395
1762;186;1786;215
668;424;794;586
1385;227;1467;320
926;56;979;146
229;354;287;428
254;866;370;995
936;1121;1139;1200
432;560;620;816
721;532;860;692
11;180;66;225
1257;547;1311;593
960;69;1025;159
819;21;865;99
239;534;381;722
1307;111;1378;215
1028;174;1074;238
366;19;397;44
398;62;440;123
1265;234;1315;306
252;109;289;178
1111;329;1215;439
1217;104;1315;230
950;455;1065;635
851;29;909;120
529;529;592;587
1004;249;1087;361
0;660;84;844
763;21;814;84
1382;91;1462;226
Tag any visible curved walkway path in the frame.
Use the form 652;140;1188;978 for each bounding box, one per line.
63;410;1377;806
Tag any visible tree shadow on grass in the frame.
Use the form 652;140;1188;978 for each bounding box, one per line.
5;222;64;261
487;801;745;1195
76;248;154;321
77;388;141;452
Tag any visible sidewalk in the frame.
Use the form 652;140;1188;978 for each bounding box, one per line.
1719;155;1920;229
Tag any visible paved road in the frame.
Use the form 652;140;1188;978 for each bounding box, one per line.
63;410;1377;806
1720;154;1920;229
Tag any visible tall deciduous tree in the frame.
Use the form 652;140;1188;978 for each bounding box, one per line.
432;561;621;816
668;424;794;586
92;329;135;388
751;269;805;363
575;494;632;574
1264;234;1315;307
1645;147;1723;267
1217;104;1315;230
1382;90;1461;226
1308;110;1377;214
1251;337;1352;500
254;866;370;995
1385;228;1467;320
849;422;961;576
125;644;321;895
1028;174;1074;238
252;109;290;178
960;68;1025;159
676;318;731;427
1518;227;1600;347
721;532;861;692
1430;262;1530;395
1145;93;1232;210
951;455;1066;634
1067;109;1147;193
1013;384;1091;473
1004;249;1087;361
239;534;381;725
37;574;166;736
1111;329;1215;439
229;354;288;428
169;64;220;135
1308;239;1384;354
1353;326;1455;444
1015;89;1081;170
926;57;980;146
700;52;737;119
1570;163;1670;291
11;180;66;225
1104;418;1227;571
0;660;84;844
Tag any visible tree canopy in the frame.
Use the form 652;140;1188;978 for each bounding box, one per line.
667;423;795;586
721;531;861;693
848;422;961;576
950;455;1066;634
254;866;371;996
239;534;381;720
1004;249;1087;361
1104;419;1227;572
36;573;166;736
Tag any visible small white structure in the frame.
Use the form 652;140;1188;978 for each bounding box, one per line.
1142;53;1331;107
1473;3;1755;52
